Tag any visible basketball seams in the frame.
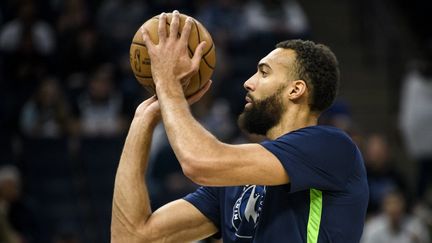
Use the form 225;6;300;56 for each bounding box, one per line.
135;73;152;79
133;14;215;95
203;44;215;69
203;42;214;57
132;42;146;48
195;21;215;70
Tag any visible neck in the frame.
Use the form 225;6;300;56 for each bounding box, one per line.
266;105;318;140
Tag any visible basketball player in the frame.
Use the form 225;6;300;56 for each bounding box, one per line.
111;11;368;243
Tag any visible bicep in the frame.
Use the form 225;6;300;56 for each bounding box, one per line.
191;143;289;186
143;199;218;242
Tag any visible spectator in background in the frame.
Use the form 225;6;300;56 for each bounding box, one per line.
0;166;20;243
149;143;197;209
0;0;56;107
20;76;74;138
193;97;236;143
0;165;39;243
361;190;430;243
57;24;108;99
117;53;147;119
243;0;310;39
56;0;89;35
150;0;195;16
364;133;407;215
55;0;101;93
0;0;55;56
97;0;148;58
318;100;364;147
73;64;127;137
195;0;245;43
318;100;352;132
399;41;432;199
194;0;241;99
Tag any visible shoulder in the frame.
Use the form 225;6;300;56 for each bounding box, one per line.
262;125;362;176
266;125;356;153
290;125;352;141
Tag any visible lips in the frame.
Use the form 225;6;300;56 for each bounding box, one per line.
246;96;252;103
244;95;253;109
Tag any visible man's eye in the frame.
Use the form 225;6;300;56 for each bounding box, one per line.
261;71;268;77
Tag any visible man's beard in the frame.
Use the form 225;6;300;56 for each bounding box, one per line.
238;87;286;136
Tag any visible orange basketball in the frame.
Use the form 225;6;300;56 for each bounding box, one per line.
130;13;216;96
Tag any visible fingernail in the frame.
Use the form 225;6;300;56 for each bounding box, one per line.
186;17;192;23
173;10;179;14
161;12;165;17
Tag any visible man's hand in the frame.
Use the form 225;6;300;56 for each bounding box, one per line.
134;95;160;119
134;80;212;119
141;10;207;92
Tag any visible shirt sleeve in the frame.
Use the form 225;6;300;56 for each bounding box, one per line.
261;127;358;192
183;186;221;236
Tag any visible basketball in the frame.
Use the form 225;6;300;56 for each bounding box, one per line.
130;13;216;96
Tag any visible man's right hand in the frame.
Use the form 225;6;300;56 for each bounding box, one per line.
134;80;212;120
134;95;161;120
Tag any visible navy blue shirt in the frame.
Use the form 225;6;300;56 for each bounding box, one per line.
184;126;369;242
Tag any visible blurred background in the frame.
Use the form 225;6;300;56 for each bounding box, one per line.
0;0;431;242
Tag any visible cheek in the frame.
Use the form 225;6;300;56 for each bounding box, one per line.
256;77;281;97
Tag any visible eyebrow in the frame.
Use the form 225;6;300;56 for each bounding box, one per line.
258;62;272;70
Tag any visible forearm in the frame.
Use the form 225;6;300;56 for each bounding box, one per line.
156;84;221;172
111;116;158;241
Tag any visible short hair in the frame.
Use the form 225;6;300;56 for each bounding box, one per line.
276;39;340;112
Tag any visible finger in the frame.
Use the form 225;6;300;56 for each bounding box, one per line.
180;17;193;44
143;95;157;105
169;10;180;40
191;41;207;70
141;28;154;52
187;80;212;105
136;95;157;110
158;12;167;43
149;95;158;102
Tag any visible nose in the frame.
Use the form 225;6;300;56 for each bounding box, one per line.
243;75;255;92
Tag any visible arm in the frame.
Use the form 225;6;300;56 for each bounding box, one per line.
143;11;289;187
111;96;217;243
156;85;288;186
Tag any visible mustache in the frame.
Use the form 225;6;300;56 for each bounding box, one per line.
246;93;255;103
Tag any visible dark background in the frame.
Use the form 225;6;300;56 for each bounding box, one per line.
0;0;431;242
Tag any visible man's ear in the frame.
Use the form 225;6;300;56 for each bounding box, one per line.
287;80;307;101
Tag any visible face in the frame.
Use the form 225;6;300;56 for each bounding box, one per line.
0;178;21;202
365;134;389;169
383;192;405;224
238;48;299;135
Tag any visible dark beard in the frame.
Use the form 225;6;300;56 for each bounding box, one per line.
238;88;285;136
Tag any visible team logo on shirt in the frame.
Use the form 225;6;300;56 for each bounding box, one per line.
232;185;266;238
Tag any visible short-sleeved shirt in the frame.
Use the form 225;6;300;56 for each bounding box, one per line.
184;125;369;242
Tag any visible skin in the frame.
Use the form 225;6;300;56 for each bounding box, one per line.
111;10;319;243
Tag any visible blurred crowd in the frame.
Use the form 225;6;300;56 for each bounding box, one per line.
0;0;431;242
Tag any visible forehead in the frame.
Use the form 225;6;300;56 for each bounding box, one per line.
259;48;297;70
